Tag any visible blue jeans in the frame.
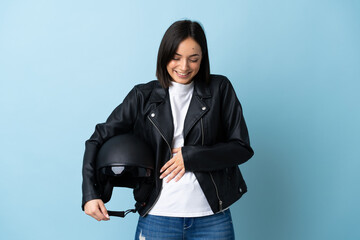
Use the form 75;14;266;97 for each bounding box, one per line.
134;209;235;240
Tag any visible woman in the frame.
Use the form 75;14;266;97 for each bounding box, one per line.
82;20;254;239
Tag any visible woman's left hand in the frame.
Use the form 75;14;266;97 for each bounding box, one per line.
160;147;185;183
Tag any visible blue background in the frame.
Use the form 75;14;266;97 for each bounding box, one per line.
1;0;359;239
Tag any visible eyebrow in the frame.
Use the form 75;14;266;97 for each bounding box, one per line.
174;53;200;57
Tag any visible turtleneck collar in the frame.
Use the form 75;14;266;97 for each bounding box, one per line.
169;80;194;95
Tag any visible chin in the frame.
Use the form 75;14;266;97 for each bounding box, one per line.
171;73;196;84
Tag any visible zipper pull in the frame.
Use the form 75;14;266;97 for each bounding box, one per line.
219;200;223;211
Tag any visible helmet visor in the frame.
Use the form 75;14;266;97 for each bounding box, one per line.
100;165;152;178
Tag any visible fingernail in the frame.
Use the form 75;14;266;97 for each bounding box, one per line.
106;214;109;218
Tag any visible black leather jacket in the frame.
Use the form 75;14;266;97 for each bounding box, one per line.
82;74;254;216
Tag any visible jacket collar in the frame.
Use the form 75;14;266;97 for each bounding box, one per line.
183;80;211;140
193;79;212;99
148;83;166;103
147;79;212;146
148;79;211;103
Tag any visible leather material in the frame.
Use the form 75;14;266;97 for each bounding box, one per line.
82;74;254;215
96;134;154;170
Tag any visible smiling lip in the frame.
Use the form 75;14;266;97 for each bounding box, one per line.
175;70;191;78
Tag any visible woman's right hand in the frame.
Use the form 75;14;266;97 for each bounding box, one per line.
84;199;110;221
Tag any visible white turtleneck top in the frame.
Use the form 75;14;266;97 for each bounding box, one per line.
148;80;213;217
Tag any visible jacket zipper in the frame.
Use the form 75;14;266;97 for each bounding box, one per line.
201;118;204;146
209;172;223;212
201;118;223;212
143;115;172;216
147;115;172;156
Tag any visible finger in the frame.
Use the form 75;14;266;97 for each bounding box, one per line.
174;168;186;182
160;163;177;179
165;171;175;183
99;202;110;220
166;166;183;183
84;200;101;221
92;210;102;221
87;207;103;221
85;200;109;221
160;158;174;173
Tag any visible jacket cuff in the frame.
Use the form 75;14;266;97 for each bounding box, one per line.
182;146;193;171
82;193;101;211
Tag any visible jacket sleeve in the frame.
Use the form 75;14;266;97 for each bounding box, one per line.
81;87;138;209
182;78;254;172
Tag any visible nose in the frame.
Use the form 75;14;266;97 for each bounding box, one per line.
179;58;189;71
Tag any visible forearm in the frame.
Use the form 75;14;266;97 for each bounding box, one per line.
182;140;254;172
82;141;101;209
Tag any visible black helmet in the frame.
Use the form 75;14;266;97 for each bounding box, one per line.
96;133;154;217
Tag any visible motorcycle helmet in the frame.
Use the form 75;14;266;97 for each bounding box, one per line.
96;133;155;217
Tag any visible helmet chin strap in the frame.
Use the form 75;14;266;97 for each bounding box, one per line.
107;209;136;217
106;202;142;218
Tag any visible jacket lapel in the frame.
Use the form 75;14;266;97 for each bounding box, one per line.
183;80;211;140
147;87;174;149
147;80;212;148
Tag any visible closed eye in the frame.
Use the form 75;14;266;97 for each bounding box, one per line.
189;59;199;63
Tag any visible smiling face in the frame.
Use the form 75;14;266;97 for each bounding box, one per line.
166;37;202;85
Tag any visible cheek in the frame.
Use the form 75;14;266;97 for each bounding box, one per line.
168;60;177;67
167;62;176;72
191;63;201;72
166;65;173;75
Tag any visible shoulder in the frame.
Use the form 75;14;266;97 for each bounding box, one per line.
131;80;162;97
207;74;235;95
126;80;165;104
207;74;239;101
134;80;161;92
209;74;232;88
